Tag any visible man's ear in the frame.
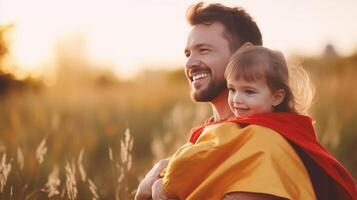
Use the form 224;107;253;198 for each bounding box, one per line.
233;42;253;55
272;89;286;106
241;42;253;48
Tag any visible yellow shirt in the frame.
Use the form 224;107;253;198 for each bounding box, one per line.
162;122;316;200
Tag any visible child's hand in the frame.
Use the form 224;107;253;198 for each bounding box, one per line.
152;178;177;200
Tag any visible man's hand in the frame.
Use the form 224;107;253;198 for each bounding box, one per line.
135;159;169;200
222;192;287;200
152;178;177;200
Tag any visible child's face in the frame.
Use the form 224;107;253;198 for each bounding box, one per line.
227;77;282;117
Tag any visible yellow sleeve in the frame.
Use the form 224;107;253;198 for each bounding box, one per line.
162;122;316;200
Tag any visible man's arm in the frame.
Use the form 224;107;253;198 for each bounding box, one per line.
222;192;287;200
135;159;170;200
151;178;178;200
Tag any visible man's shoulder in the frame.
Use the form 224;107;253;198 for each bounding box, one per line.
201;122;292;154
205;122;285;140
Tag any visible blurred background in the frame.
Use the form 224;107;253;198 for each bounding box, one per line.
0;0;356;199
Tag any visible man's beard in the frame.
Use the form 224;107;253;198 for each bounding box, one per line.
191;78;227;102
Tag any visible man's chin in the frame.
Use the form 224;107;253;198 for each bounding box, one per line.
192;95;209;102
190;81;226;102
191;90;214;102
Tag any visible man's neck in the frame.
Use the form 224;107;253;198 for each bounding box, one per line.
210;90;234;121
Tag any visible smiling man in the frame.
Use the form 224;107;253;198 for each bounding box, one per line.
184;21;233;121
185;22;231;103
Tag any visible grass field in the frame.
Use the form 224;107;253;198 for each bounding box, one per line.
0;52;356;199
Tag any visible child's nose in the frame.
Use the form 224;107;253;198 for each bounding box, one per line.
233;93;243;103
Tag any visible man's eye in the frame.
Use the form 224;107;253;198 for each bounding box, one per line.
200;49;210;54
185;52;191;58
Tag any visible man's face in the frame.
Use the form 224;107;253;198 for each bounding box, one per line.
184;22;232;102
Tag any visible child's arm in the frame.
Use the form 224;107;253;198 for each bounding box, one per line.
152;179;178;200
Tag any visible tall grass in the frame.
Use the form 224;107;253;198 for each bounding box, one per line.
303;54;357;178
0;53;356;199
0;74;200;199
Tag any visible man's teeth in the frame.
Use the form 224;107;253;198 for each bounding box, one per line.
192;73;208;81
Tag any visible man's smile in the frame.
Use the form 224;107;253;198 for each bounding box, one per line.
192;73;208;81
192;72;209;89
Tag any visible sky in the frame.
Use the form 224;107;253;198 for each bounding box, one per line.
1;0;357;79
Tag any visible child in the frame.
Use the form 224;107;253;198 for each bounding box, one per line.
154;46;357;200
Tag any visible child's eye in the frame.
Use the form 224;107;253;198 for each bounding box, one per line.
245;89;256;94
228;87;235;92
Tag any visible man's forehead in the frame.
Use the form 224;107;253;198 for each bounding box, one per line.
185;22;226;49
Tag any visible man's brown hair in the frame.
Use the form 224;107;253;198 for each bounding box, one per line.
186;2;262;52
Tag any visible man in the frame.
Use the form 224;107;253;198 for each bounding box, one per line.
135;2;356;200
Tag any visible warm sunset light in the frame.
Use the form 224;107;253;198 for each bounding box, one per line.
1;1;357;200
1;0;357;79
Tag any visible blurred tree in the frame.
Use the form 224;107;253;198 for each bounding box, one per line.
95;70;121;88
323;43;339;59
0;24;15;95
0;24;43;97
53;33;122;89
0;24;13;71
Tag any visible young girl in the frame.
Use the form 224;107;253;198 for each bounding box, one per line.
153;46;357;200
225;46;299;117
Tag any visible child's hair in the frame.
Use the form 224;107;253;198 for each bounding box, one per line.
224;46;314;114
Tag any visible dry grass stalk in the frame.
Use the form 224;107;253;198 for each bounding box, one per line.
0;153;11;193
120;129;133;171
115;129;133;199
17;148;24;171
9;186;13;200
65;162;77;200
42;165;60;197
36;139;47;164
151;136;165;163
88;178;99;200
78;148;86;182
108;147;113;161
117;163;124;185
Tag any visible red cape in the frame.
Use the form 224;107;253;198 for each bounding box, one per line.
189;112;357;200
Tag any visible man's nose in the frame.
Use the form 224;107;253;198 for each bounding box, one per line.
185;54;200;69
